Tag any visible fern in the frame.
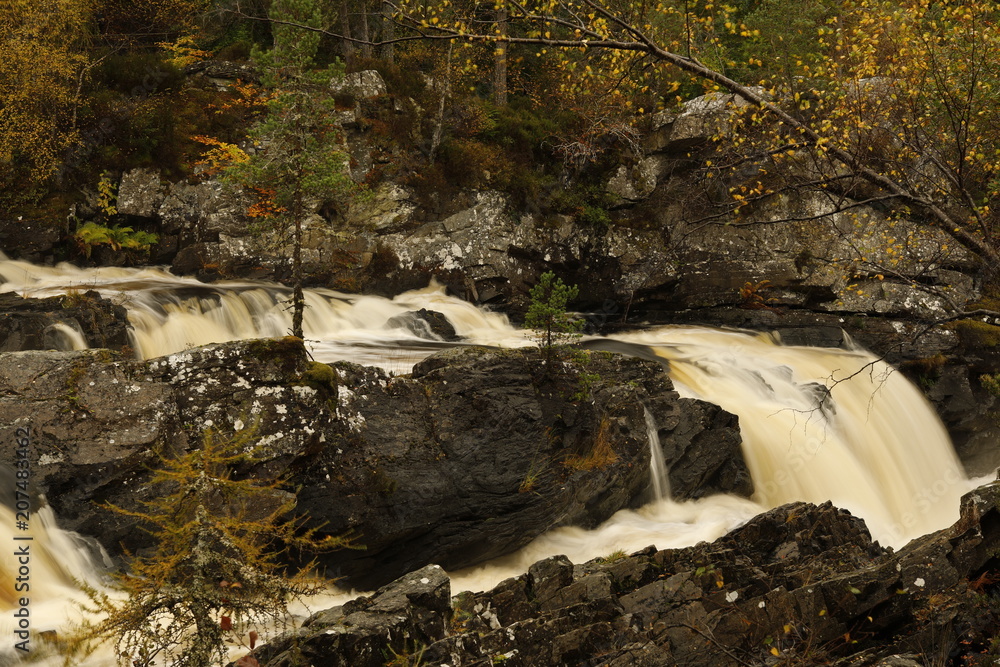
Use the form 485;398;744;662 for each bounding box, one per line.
73;222;159;258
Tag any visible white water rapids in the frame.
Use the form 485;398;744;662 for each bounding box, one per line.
0;254;986;660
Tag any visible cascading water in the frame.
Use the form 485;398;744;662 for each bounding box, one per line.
0;254;982;624
0;254;528;370
645;406;670;503
611;327;968;546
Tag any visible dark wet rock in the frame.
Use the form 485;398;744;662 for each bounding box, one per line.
658;397;751;499
384;308;459;341
923;364;1000;476
253;483;1000;667
303;347;751;589
0;340;750;587
247;564;450;667
0;292;129;352
0;217;64;262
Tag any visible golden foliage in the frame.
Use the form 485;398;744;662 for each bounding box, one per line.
158;34;213;68
191;134;250;175
64;425;351;666
565;417;618;471
0;0;91;191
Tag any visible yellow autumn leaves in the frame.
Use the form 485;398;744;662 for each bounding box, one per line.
0;0;92;191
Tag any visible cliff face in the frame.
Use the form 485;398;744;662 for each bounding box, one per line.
89;79;976;328
5;68;975;326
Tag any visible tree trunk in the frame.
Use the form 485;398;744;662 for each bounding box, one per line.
292;190;305;339
429;41;453;164
360;0;372;59
381;0;395;62
340;0;355;62
493;4;508;106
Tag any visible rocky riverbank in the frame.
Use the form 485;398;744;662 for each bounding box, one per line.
0;324;751;589
1;291;998;664
246;483;1000;666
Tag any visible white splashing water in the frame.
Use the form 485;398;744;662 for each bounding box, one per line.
0;255;980;617
645;406;670;503
0;255;530;371
611;326;968;547
0;503;112;664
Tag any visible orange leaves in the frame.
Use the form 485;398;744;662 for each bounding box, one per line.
247;188;287;219
208;81;275;116
739;280;779;311
192;135;250;175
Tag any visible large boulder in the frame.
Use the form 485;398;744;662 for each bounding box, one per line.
4;338;330;557
249;564;451;667
329;70;388;99
299;346;751;588
117;168;166;219
0;340;750;588
0;217;64;263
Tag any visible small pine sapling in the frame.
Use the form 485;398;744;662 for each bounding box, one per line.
525;271;583;365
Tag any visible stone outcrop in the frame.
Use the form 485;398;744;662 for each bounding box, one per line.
19;80;969;351
0;336;750;588
330;70;388;99
384;308;459;341
297;346;751;588
0;292;129;352
0;217;64;263
245;483;1000;667
249;564;452;667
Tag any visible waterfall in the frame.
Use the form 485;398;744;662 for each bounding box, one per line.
0;254;978;588
0;254;528;370
645;406;670;502
611;327;967;546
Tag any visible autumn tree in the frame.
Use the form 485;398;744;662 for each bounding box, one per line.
235;0;1000;311
66;426;347;666
0;0;92;206
373;0;1000;298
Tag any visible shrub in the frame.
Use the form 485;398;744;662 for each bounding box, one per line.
65;425;349;666
72;222;159;259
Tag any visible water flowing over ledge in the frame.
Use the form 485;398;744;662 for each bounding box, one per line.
0;253;972;548
0;254;983;661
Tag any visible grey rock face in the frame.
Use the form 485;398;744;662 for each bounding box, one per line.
0;292;129;352
0;338;750;589
246;483;1000;667
330;70;388;99
117;168;165;218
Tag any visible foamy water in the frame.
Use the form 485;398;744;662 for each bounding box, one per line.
0;253;982;660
